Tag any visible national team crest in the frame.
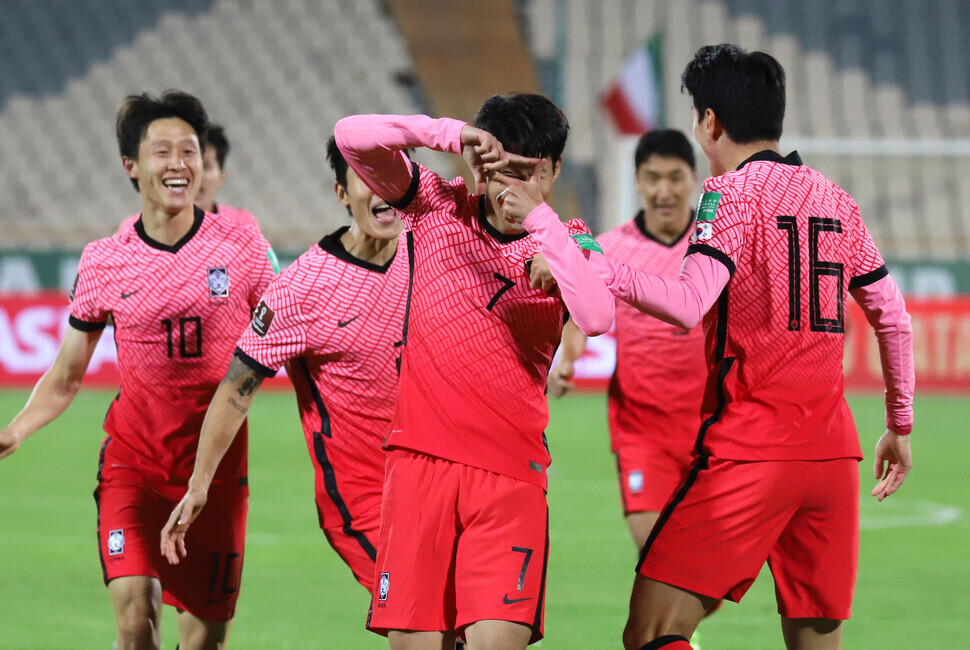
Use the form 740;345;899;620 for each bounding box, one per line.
108;529;125;555
207;266;230;297
628;470;644;494
378;572;390;601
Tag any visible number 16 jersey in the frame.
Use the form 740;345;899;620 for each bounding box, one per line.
69;207;276;484
686;151;887;462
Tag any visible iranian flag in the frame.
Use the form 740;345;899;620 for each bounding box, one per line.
601;33;665;135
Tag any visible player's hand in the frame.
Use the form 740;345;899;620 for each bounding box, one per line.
527;253;559;293
460;126;509;184
160;486;209;565
548;356;577;398
0;426;22;460
497;163;545;225
871;430;912;501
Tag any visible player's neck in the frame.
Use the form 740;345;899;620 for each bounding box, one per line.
341;227;398;266
719;140;781;175
484;209;525;236
642;209;692;245
140;203;197;246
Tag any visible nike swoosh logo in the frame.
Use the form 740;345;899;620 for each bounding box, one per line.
337;315;360;328
502;594;532;605
205;596;230;605
120;289;141;299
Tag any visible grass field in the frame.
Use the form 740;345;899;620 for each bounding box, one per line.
0;389;965;648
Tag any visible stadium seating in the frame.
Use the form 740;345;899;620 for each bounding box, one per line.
523;0;970;259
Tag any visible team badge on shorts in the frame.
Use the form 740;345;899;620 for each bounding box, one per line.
690;191;721;243
378;572;390;601
628;470;644;494
207;266;230;298
108;529;125;555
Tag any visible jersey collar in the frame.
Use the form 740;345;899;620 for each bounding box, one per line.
477;195;530;244
134;205;205;253
318;225;397;273
634;210;695;248
736;150;803;170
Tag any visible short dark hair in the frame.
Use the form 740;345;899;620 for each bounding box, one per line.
473;93;569;162
326;136;349;189
115;90;209;191
681;44;785;143
634;129;696;171
206;124;230;169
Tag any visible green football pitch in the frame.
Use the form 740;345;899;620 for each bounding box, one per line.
0;390;965;648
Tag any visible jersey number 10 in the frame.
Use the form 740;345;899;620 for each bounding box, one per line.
162;317;203;358
775;216;844;334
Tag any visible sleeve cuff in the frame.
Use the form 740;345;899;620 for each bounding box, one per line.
233;347;278;377
849;265;889;290
388;161;421;210
68;315;107;332
686;244;736;276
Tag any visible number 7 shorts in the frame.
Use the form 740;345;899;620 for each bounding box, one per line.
368;450;549;642
94;437;248;621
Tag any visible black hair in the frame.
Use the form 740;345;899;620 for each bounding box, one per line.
206;124;230;169
326;135;349;189
115;90;209;192
681;44;785;143
634;129;696;170
472;93;569;162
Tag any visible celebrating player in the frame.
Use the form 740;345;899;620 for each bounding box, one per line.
161;137;409;595
522;45;916;650
335;94;615;649
549;129;706;551
0;91;276;650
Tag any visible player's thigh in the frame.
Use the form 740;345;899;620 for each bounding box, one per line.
176;609;231;650
388;630;458;650
95;477;167;585
107;575;163;631
464;619;532;650
780;617;843;650
158;487;247;622
769;459;859;620
615;444;690;515
454;469;548;643
638;457;801;604
626;510;660;551
369;451;462;634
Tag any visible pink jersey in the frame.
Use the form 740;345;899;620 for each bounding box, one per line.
686;150;887;461
117;204;259;233
71;206;276;483
234;226;409;522
600;214;707;451
387;165;594;489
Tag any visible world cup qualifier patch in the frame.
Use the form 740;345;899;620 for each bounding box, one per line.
570;233;603;254
690;191;721;243
207;266;230;297
108;529;125;555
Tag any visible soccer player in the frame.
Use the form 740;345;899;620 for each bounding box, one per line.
519;45;915;650
160;137;409;594
548;129;706;551
335;94;616;649
118;123;259;232
0;91;276;650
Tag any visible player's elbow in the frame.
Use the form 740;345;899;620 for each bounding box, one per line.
572;307;614;337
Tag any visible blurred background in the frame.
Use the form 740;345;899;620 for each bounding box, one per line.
0;2;967;648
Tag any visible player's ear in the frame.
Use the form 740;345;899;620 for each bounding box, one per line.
705;108;724;142
550;158;562;183
122;156;137;181
334;181;350;207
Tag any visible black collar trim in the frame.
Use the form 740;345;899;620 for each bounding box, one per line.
737;150;802;170
317;226;397;273
478;194;529;243
134;205;205;253
634;210;695;248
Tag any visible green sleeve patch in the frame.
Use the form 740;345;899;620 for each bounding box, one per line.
267;247;281;275
696;192;722;222
570;233;603;254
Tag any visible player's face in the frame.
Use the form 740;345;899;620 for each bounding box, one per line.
635;155;697;229
486;156;560;232
195;147;226;212
336;166;403;241
124;117;203;215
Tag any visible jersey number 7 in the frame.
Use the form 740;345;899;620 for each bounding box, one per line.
775;216;844;334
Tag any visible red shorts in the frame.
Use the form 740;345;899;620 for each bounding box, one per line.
615;443;693;514
368;451;548;642
94;438;248;621
638;456;859;620
308;431;383;592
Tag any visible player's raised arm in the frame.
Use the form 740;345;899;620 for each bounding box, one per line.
0;326;102;460
849;273;915;501
160;355;265;564
548;319;586;398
